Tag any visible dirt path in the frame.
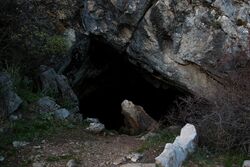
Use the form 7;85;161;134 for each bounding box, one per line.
4;128;150;167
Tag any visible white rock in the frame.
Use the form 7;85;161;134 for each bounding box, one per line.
64;28;76;49
13;141;30;148
86;122;105;133
32;162;46;167
243;160;250;167
155;143;186;167
173;123;197;153
113;157;126;165
155;123;197;167
126;153;143;162
218;16;237;37
66;159;79;167
9;114;21;121
131;153;143;162
54;108;70;120
85;118;100;123
0;156;5;162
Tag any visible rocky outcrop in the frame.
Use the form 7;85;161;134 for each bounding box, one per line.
82;0;153;50
39;65;79;111
155;124;197;167
32;96;71;120
121;100;158;132
82;0;250;98
0;72;23;118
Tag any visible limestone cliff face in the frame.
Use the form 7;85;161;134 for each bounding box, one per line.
82;0;250;98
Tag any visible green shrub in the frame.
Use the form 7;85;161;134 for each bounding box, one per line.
43;35;68;55
137;129;176;153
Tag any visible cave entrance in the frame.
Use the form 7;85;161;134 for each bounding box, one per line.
79;39;184;130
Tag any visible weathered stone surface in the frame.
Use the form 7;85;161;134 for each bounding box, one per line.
0;155;4;162
55;74;79;107
127;152;144;162
54;108;70;120
66;159;79;167
155;124;197;167
173;124;197;153
39;65;79;109
13;141;30;148
86;122;105;133
243;160;250;167
82;0;153;50
9;113;22;121
34;96;61;113
82;0;250;99
121;100;158;132
113;157;126;165
0;72;22;118
212;0;236;18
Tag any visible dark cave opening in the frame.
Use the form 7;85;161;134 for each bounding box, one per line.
79;39;185;130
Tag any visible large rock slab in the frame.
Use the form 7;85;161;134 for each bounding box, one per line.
155;124;197;167
82;0;153;50
243;160;250;167
82;0;250;99
121;100;158;132
0;72;22;118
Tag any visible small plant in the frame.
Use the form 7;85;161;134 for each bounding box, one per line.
137;129;176;153
43;35;68;55
183;147;248;167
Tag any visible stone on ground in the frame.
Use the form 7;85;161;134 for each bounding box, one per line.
121;100;158;132
0;72;22;118
129;153;144;162
54;108;70;120
0;155;5;162
38;65;79;109
34;96;61;113
13;141;30;148
86;122;105;133
155;124;197;167
243;160;250;167
66;159;79;167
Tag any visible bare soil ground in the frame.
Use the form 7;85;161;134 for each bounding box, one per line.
2;127;159;167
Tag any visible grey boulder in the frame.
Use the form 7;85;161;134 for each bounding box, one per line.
0;72;22;118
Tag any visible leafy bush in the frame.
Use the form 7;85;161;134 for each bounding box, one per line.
44;35;68;55
137;129;177;153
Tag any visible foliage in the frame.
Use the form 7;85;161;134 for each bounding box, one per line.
183;147;248;167
3;64;42;103
137;129;176;153
0;113;76;150
168;65;250;153
44;35;68;55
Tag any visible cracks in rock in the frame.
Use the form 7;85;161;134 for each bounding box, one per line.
124;0;159;50
179;60;226;86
